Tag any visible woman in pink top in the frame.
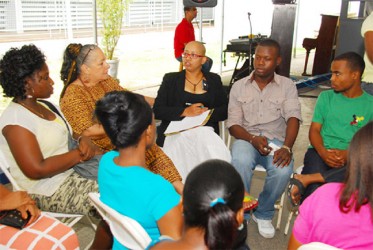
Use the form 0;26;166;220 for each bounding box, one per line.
288;121;373;250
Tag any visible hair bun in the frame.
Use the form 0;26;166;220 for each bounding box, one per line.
67;43;83;60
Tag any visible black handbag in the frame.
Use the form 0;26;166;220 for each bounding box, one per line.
0;209;30;229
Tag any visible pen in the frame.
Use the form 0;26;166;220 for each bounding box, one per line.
185;103;204;108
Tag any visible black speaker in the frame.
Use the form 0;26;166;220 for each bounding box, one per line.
183;0;217;8
272;0;296;4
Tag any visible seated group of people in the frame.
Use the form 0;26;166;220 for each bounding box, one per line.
0;36;372;250
0;41;245;249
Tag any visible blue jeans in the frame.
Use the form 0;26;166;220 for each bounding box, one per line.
231;139;293;220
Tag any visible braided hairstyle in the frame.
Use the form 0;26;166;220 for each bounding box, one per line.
94;91;153;149
0;44;46;99
183;159;245;249
60;43;98;98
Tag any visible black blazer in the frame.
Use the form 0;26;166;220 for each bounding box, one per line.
153;71;228;146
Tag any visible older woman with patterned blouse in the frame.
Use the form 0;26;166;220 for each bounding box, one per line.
59;43;183;194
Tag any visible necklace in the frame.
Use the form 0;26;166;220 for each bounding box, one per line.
185;76;204;92
16;101;45;118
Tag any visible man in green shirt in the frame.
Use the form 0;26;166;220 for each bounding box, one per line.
289;52;373;206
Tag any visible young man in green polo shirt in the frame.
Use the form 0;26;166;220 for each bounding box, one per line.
289;52;373;206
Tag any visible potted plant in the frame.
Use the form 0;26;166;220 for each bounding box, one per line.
97;0;130;78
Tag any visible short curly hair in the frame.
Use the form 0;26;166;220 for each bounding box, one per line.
0;44;46;99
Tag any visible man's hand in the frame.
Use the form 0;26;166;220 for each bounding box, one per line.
320;149;346;167
273;148;292;167
251;136;272;155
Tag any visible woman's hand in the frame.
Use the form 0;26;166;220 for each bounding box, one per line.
0;190;41;225
0;191;35;211
17;203;41;225
77;136;97;161
181;103;208;117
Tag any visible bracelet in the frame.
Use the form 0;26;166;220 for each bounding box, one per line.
281;145;292;154
249;135;256;144
76;136;83;146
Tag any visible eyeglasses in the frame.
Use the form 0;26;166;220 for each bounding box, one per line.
182;52;205;59
82;45;95;64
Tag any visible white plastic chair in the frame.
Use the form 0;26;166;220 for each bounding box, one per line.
88;192;151;250
298;242;342;250
0;149;92;229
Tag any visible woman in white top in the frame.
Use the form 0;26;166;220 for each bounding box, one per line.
0;44;99;215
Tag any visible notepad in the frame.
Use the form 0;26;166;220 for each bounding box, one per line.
164;109;213;135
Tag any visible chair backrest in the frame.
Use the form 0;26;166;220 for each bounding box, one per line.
298;242;341;250
88;192;152;250
0;150;22;191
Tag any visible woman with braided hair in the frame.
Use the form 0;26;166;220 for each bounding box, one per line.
59;43;183;194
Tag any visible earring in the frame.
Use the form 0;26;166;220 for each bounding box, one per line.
26;87;34;98
237;223;244;230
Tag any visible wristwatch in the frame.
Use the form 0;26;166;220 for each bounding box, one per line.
281;145;292;154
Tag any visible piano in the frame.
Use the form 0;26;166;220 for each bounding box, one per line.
301;14;339;76
223;35;267;87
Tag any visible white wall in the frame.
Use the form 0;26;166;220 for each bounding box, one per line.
213;0;342;47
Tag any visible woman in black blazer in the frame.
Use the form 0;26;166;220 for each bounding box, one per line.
153;41;230;180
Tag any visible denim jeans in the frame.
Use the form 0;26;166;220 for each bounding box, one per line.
231;139;293;220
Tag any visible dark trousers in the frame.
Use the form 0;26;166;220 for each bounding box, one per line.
301;148;346;203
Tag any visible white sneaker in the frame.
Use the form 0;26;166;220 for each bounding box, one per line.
252;214;275;238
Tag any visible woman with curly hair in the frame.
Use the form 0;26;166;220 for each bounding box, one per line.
59;43;183;193
0;44;98;215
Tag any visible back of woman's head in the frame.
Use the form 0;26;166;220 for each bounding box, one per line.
0;44;45;99
60;43;98;98
94;91;153;149
340;121;373;215
183;159;244;249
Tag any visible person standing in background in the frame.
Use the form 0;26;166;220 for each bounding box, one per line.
174;6;213;72
361;11;373;95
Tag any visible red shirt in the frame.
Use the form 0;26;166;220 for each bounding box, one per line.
174;18;195;58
